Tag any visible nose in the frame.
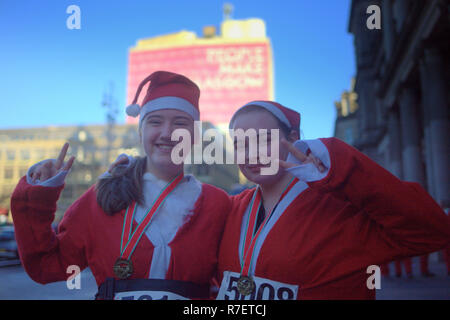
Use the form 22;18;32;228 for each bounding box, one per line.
235;137;260;164
159;122;173;141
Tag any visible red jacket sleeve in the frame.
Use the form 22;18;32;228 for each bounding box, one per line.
10;176;89;284
309;138;450;260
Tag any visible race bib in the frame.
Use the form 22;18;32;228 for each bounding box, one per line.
217;271;298;300
114;290;190;300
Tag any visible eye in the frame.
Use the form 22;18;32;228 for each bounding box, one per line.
173;117;191;126
146;118;162;125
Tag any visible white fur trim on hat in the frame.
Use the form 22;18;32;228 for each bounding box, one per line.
229;101;291;129
139;96;200;123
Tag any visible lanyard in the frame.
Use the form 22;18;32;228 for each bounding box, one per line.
240;177;298;277
119;173;184;261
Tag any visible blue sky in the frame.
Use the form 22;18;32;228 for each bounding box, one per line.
0;0;355;139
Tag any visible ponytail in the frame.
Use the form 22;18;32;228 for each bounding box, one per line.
95;157;146;215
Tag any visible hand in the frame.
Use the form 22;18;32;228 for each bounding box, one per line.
30;143;75;183
278;139;327;173
107;154;129;173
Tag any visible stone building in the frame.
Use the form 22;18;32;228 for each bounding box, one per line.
0;124;140;222
347;0;449;207
334;78;359;145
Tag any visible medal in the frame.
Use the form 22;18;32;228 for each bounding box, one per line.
114;173;184;279
238;178;298;295
113;258;134;279
237;275;256;296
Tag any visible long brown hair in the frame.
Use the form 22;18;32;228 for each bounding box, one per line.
95;156;147;215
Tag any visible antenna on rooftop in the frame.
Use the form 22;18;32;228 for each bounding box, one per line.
223;3;234;21
101;81;118;168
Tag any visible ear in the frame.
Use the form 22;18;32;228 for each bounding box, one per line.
287;130;300;142
138;125;143;144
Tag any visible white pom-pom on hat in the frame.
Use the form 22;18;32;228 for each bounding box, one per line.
126;104;141;117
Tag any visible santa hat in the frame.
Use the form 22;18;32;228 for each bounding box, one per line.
126;71;200;125
230;100;300;132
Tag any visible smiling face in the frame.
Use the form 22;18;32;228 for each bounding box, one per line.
140;109;194;179
231;108;297;185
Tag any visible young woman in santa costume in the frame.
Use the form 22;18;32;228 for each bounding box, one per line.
10;71;231;300
215;101;450;300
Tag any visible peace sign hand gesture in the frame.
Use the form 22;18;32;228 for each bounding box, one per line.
30;143;75;184
278;139;327;173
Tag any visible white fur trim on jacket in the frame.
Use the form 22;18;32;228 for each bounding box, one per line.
286;139;331;182
135;171;202;279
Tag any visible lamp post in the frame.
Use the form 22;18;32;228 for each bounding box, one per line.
102;82;118;168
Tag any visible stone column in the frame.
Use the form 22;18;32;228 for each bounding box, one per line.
422;102;436;198
356;74;379;158
381;0;395;59
419;58;435;198
387;107;403;179
398;86;426;185
419;48;450;204
392;0;410;33
355;79;368;143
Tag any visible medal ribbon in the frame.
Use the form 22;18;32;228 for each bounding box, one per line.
119;173;184;261
240;177;299;277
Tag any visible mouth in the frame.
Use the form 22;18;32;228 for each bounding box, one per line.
244;163;269;173
155;143;175;152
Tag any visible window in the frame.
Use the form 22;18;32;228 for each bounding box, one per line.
197;165;209;176
64;185;74;199
345;128;354;145
21;150;30;160
35;149;46;159
19;166;28;177
6;150;15;161
4;167;13;179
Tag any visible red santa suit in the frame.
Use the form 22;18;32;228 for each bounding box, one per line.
11;170;230;299
217;137;450;300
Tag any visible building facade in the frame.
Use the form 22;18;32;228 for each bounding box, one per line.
0;124;140;222
126;18;274;130
347;0;449;208
334;78;360;145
